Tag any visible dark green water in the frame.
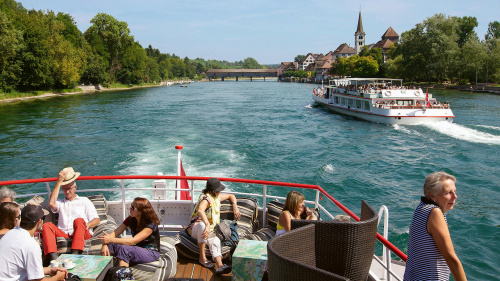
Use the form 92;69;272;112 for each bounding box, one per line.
1;82;499;279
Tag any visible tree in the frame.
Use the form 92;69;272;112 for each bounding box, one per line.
84;13;133;83
485;21;500;40
242;57;262;69
118;42;147;84
351;56;379;77
455;16;478;48
0;10;23;92
359;46;383;65
294;55;305;63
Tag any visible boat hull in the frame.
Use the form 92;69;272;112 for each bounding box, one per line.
313;95;454;125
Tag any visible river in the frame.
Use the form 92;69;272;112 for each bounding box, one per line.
0;81;499;279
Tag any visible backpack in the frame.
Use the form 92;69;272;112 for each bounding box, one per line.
105;266;134;281
214;219;232;243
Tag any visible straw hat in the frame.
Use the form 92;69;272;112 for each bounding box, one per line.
61;167;81;185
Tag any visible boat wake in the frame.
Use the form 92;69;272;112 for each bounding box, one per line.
423;122;500;145
473;124;500;131
304;104;313;109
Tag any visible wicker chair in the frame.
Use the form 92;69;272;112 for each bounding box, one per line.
288;200;379;281
267;224;348;281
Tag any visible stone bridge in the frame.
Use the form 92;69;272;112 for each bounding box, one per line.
206;69;278;81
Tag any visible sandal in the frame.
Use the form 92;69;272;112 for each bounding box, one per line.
198;260;215;269
215;264;232;275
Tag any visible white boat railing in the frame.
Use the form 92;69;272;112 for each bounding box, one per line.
2;176;406;280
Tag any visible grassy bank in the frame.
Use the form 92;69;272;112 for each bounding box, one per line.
0;88;83;100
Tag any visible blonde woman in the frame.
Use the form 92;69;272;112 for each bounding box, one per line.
276;191;317;235
404;172;466;281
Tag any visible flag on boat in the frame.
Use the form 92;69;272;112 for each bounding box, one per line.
176;161;191;200
426;89;431;107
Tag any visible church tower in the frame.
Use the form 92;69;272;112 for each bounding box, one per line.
354;10;365;55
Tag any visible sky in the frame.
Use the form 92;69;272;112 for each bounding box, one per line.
17;0;499;65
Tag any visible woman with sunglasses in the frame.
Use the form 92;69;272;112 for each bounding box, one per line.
99;197;160;267
0;202;20;240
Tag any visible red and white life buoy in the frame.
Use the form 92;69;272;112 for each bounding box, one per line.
313;88;317;95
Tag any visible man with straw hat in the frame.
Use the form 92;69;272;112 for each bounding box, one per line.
42;167;100;261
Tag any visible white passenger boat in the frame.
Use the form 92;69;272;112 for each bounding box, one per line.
312;78;455;124
1;147;407;280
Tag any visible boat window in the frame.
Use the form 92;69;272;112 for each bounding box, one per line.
355;100;361;109
340;97;345;105
363;101;370;110
347;99;354;107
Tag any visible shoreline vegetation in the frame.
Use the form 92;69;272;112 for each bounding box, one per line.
0;80;199;104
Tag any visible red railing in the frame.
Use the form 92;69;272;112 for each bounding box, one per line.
0;175;407;261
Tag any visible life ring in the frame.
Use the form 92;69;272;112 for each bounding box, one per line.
414;91;420;96
313;89;316;95
385;91;391;97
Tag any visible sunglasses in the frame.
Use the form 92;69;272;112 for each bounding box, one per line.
129;205;137;211
16;214;21;219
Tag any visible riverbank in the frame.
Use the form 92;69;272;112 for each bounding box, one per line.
0;80;197;104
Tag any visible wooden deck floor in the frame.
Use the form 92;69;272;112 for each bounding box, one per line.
173;256;231;281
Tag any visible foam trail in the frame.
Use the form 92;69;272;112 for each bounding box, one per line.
305;104;313;109
474;125;500;131
424;122;500;145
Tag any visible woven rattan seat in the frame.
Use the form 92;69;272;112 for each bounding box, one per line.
267;200;378;281
267;223;348;280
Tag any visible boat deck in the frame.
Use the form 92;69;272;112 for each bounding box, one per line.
174;256;231;281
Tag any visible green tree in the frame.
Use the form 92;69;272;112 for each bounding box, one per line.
351;56;379;77
485;21;500;40
56;13;85;48
118;42;147;84
84;13;133;83
294;55;305;63
0;10;23;92
455;16;478;48
145;56;160;82
242;57;262;69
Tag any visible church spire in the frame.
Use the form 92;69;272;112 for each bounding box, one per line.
355;10;364;35
354;10;365;55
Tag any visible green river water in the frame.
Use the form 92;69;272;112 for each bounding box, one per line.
0;81;499;279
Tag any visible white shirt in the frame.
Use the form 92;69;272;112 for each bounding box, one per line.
55;195;99;236
0;227;44;281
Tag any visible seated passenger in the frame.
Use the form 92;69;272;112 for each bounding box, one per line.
0;202;20;239
0;204;67;281
0;186;15;203
187;178;241;275
43;167;100;261
276;191;317;235
100;197;160;267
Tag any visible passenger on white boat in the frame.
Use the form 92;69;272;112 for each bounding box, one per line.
0;186;15;203
276;191;317;235
0;201;20;239
0;204;67;281
99;197;160;267
42;167;100;261
187;178;241;275
404;171;467;281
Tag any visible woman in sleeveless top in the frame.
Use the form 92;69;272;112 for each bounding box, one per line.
99;197;160;267
404;172;467;281
276;191;317;235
